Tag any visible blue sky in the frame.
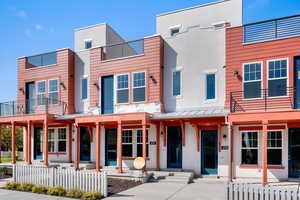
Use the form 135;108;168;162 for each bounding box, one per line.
0;0;299;102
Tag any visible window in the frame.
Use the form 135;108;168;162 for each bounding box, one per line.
268;59;288;97
173;71;181;96
37;80;46;105
243;63;262;99
122;130;133;157
241;132;258;165
170;28;179;36
47;127;67;153
206;74;216;100
48;129;55;153
85;40;92;49
136;130;149;157
49;79;58;104
267;131;282;165
133;72;146;102
116;74;129;103
81;78;88;100
58;128;67;152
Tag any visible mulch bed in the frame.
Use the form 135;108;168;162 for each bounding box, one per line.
107;178;142;196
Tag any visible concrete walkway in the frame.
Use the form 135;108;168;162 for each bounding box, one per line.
105;179;226;200
0;189;73;200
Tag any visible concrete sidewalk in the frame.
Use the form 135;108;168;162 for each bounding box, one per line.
0;189;73;200
105;179;226;200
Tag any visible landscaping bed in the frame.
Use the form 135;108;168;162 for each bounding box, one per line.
108;178;142;195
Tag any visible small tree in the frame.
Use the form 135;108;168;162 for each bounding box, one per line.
0;125;23;152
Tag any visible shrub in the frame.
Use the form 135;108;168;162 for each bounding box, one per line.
81;192;102;200
17;182;34;192
66;188;84;198
5;181;20;190
47;185;66;196
32;185;49;194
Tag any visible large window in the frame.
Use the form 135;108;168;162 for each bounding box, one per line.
47;127;67;153
206;74;216;100
243;63;262;99
58;128;67;152
49;79;58;104
37;80;46;105
116;74;129;103
122;130;133;157
136;129;149;157
267;131;282;165
81;78;88;100
268;59;288;97
133;72;146;102
173;71;181;96
241;132;258;165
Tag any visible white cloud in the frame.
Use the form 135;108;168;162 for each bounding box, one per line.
35;24;43;31
25;29;32;37
16;10;27;19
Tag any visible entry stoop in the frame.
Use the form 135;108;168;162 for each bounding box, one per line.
150;170;195;184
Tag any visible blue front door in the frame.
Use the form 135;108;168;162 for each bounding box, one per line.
25;82;35;114
105;129;117;166
289;128;300;178
201;130;218;175
101;76;114;114
80;127;91;161
167;126;182;168
294;57;300;109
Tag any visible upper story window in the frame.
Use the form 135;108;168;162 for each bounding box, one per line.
241;131;258;165
267;131;282;165
243;62;262;99
172;71;181;96
133;72;146;102
81;78;88;100
49;79;58;104
268;59;288;97
170;27;180;36
26;52;57;69
136;129;149;157
85;40;92;49
37;80;46;105
116;74;129;104
206;74;216;100
122;130;133;157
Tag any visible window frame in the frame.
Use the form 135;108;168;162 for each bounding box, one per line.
169;25;181;37
205;73;217;101
242;61;263;100
57;128;67;153
115;73;130;104
48;78;59;105
240;131;259;166
84;39;93;49
48;128;56;153
267;58;289;98
132;71;147;103
36;80;47;106
122;129;133;158
81;76;88;101
47;127;67;153
172;70;182;97
267;130;283;166
136;129;149;158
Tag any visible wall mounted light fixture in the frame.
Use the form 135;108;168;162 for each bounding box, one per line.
19;87;24;95
60;82;66;90
149;73;157;84
93;82;99;90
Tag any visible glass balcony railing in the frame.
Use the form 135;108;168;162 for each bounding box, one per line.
26;51;57;69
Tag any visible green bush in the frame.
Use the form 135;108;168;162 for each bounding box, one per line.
32;185;49;194
81;192;102;200
66;188;84;198
17;182;34;192
5;182;20;190
47;185;66;196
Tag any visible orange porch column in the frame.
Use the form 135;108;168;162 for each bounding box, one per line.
43;119;49;166
155;123;160;171
218;125;222;152
11;121;16;164
75;125;80;170
117;121;123;173
68;123;72;163
142;123;147;171
95;122;101;172
180;120;186;146
0;125;2;163
262;122;268;185
228;124;233;182
27;121;32;164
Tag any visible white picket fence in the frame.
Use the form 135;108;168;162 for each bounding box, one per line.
226;182;300;200
13;164;108;197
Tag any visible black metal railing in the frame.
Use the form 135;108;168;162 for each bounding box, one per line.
102;39;144;60
26;51;57;69
0;98;67;117
230;87;295;113
244;14;300;43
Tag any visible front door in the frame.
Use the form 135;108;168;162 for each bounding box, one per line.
25;82;35;114
289;128;300;178
34;127;43;160
101;76;114;114
105;129;117;166
167;126;182;168
294;57;300;109
80;127;91;161
201;130;218;175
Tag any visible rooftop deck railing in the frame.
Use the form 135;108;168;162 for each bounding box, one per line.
0;98;67;117
102;39;144;60
230;87;295;113
26;51;57;69
244;14;300;44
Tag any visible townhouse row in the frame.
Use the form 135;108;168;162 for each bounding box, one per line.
1;0;300;185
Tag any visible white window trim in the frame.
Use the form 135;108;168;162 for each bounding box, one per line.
267;130;283;166
48;128;56;153
204;72;217;102
36;80;46;105
242;61;264;100
132;71;147;103
172;70;182;98
48;78;59;105
47;127;67;153
57;127;67;153
84;39;93;49
267;58;289;98
122;129;133;158
80;76;89;101
169;24;182;37
115;73;130;104
240;131;259;166
136;129;149;157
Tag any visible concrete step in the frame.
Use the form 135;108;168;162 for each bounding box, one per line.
150;171;194;184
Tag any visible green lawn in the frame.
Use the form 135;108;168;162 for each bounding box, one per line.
0;157;23;163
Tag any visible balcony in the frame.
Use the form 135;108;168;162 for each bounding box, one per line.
244;14;300;44
230;87;295;113
26;51;57;69
0;98;67;117
102;39;144;61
